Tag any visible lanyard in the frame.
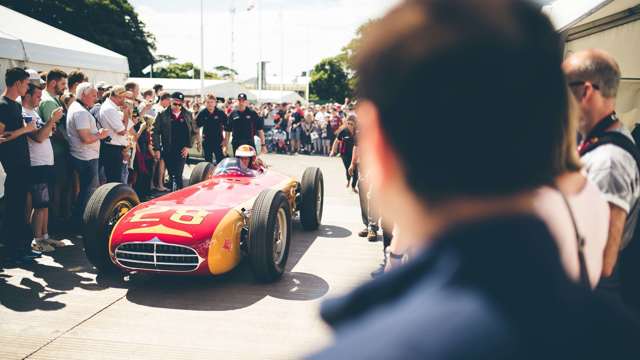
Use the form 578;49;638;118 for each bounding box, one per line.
578;112;618;155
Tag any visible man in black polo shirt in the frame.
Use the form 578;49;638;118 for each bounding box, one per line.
196;93;228;164
225;93;265;154
0;67;39;263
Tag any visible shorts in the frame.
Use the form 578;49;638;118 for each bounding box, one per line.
30;165;54;209
291;127;301;142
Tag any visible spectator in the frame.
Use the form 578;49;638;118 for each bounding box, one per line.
564;49;640;305
319;114;331;155
196;93;228;164
309;1;640;358
96;82;109;102
153;84;163;103
99;86;135;183
0;67;38;263
151;92;171;192
23;83;64;252
289;101;304;154
67;83;110;220
225;93;265;154
152;92;194;190
124;81;140;100
532;89;609;289
38;69;71;231
301;112;314;154
67;70;87;96
330;115;358;192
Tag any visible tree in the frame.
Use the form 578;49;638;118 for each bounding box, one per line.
1;0;156;76
336;19;379;94
153;62;219;80
309;57;350;104
213;65;239;80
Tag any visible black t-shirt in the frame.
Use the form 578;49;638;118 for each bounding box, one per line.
196;107;227;144
0;96;29;171
227;108;263;143
337;128;356;156
292;110;303;127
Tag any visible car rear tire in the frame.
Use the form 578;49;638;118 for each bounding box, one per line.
83;183;139;273
248;189;292;282
299;167;324;231
188;162;215;186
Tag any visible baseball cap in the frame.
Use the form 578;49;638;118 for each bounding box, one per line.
26;68;44;86
238;93;248;101
171;92;185;101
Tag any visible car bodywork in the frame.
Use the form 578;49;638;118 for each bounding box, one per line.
108;164;298;276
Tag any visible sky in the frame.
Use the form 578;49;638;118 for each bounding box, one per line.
129;0;403;81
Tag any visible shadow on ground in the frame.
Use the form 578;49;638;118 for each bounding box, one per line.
125;223;349;311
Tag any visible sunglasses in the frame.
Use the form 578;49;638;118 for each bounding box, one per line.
171;102;182;107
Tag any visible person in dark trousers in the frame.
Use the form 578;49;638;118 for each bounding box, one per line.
330;115;358;192
196;93;228;164
152;92;194;190
0;67;39;263
225;93;265;155
308;1;640;359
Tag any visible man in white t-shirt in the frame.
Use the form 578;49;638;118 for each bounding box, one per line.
67;83;110;220
99;86;134;183
564;49;640;303
22;82;65;252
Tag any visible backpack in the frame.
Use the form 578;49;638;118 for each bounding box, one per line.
582;127;640;311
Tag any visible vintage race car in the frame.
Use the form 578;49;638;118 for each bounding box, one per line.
82;158;324;282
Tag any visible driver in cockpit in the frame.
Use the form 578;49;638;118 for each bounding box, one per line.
235;145;265;173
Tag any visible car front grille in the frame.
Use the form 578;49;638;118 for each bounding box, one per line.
114;242;202;272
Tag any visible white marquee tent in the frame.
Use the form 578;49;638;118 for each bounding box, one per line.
0;5;129;91
250;90;305;104
544;0;640;128
128;77;255;101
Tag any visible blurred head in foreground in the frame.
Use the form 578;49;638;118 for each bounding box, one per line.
355;0;566;244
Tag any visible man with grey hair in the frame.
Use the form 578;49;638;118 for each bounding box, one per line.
66;82;110;220
564;49;640;302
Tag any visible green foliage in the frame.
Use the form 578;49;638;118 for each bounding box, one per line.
0;0;156;76
309;57;350;104
153;62;220;80
213;65;239;80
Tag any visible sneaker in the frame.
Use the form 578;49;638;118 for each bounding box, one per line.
32;240;55;253
367;229;378;242
358;228;369;238
44;238;66;248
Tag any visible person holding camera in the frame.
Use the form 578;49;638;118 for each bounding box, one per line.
67;83;110;220
99;86;134;183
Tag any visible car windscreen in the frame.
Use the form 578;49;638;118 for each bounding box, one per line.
213;158;256;177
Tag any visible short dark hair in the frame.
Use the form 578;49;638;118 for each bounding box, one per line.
142;89;154;98
153;84;163;92
125;81;139;92
5;67;29;87
26;83;42;97
356;0;566;203
46;68;68;84
159;92;171;101
68;70;87;88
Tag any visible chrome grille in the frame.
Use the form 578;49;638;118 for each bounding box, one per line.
114;241;202;272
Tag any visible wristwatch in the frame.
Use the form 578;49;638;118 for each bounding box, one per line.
385;248;404;260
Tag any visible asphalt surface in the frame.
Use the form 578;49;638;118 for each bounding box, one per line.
0;154;383;360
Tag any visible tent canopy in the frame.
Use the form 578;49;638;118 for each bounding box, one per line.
250;90;305;104
544;0;640;127
0;5;129;88
129;77;255;101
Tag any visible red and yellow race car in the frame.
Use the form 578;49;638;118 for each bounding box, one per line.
82;158;324;282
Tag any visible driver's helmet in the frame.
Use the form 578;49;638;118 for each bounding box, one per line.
235;145;257;169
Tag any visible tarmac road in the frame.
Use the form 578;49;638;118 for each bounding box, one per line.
0;154;382;360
